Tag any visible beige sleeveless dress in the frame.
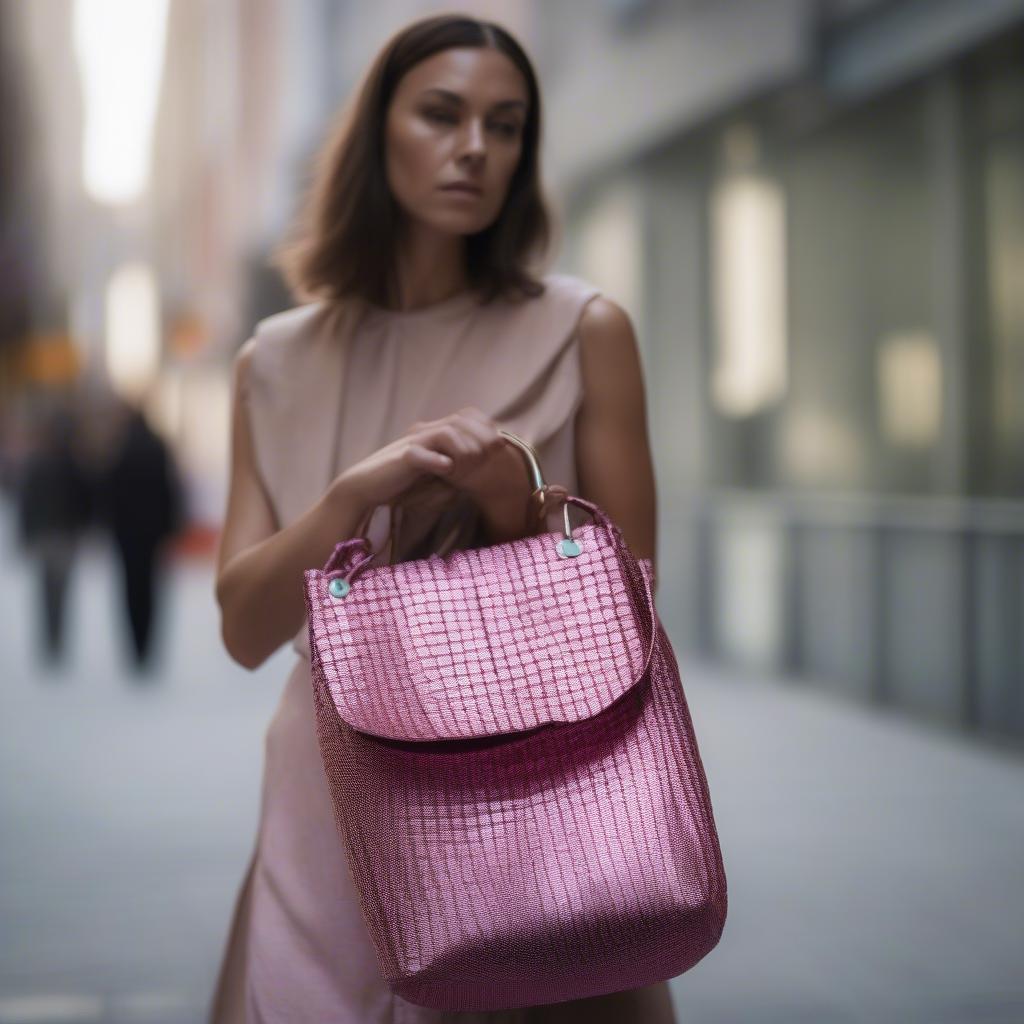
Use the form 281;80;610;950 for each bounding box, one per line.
209;272;605;1023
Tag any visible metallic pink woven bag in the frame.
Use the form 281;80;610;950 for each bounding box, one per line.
304;430;727;1012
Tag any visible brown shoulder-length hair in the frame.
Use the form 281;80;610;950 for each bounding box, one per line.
272;14;553;311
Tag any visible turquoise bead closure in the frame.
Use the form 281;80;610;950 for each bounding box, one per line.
328;577;350;599
557;538;581;558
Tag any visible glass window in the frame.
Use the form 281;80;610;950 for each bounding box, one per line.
707;85;943;494
971;48;1024;497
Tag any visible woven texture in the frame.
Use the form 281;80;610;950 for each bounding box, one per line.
304;496;728;1012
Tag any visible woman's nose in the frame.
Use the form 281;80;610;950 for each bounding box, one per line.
458;118;487;158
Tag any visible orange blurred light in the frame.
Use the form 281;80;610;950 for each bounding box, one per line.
169;313;209;358
19;333;81;384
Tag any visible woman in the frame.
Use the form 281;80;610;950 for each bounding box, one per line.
211;13;670;1023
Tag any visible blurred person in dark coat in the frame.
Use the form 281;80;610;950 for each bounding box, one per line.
16;404;94;665
96;404;185;672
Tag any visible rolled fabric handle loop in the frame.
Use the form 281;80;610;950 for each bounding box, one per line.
324;537;373;577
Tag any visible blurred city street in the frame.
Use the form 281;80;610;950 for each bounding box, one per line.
0;498;286;1023
1;498;1021;1024
3;1;1024;1021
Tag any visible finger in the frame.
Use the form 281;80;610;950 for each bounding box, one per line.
404;441;453;474
429;422;482;464
404;417;440;440
461;408;507;448
452;411;499;449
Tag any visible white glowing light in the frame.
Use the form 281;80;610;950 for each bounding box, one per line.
73;0;170;204
711;173;788;417
877;330;942;447
104;262;161;399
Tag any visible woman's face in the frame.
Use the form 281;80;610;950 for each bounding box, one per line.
385;46;530;237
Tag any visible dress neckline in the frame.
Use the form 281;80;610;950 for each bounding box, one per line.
360;286;485;325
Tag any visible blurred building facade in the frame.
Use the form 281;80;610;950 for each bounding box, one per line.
542;0;1024;745
8;0;1023;743
0;3;38;382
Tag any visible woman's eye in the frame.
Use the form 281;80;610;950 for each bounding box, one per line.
422;109;520;137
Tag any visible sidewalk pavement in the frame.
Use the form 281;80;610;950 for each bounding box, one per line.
1;504;1021;1023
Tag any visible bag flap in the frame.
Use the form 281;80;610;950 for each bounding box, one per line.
304;520;654;742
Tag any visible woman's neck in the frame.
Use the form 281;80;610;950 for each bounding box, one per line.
388;225;469;311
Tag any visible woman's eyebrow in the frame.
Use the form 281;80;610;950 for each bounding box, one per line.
419;87;526;112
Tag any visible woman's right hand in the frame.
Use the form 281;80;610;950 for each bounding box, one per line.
331;405;495;512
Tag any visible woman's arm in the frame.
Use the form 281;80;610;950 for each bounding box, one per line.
574;297;658;592
215;341;475;669
214;341;367;670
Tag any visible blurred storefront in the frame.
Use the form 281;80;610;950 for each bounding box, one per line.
553;0;1024;743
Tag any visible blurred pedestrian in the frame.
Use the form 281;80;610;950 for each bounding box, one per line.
96;404;185;672
16;403;94;665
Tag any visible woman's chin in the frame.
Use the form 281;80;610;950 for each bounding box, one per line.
421;207;492;236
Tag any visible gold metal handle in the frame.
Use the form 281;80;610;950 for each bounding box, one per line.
368;429;573;569
333;429;583;588
497;428;574;541
497;428;545;490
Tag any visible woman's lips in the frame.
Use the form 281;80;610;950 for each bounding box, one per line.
440;184;483;197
